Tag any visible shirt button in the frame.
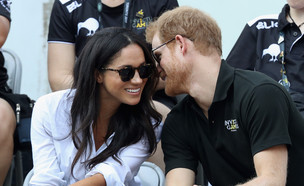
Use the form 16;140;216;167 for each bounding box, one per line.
211;120;215;124
293;32;298;37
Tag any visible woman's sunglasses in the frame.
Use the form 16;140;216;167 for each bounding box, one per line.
101;63;154;82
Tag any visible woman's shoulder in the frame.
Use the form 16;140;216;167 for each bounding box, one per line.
35;89;74;111
33;89;75;136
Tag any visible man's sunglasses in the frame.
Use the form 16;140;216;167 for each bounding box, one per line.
101;63;154;82
151;37;175;63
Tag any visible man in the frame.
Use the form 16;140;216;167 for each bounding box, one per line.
227;1;304;118
146;6;304;186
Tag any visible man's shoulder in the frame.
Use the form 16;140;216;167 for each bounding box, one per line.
247;14;279;27
235;69;277;86
232;69;287;105
53;0;89;14
166;96;194;122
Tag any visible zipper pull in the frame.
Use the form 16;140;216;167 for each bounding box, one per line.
16;103;20;123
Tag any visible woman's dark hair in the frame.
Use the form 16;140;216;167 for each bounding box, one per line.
70;27;162;176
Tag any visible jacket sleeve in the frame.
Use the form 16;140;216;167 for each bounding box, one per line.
86;121;163;185
226;24;258;70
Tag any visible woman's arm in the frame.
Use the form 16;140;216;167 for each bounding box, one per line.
147;100;171;172
70;173;106;186
84;133;156;185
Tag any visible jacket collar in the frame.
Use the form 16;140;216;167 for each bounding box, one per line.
278;4;291;32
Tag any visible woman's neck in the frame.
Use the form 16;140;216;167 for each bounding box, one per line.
101;0;125;7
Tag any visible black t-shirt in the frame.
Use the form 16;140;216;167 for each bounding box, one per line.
162;61;304;185
48;0;179;56
0;0;11;88
100;3;124;28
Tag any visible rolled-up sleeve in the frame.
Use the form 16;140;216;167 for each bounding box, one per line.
86;138;149;185
86;121;163;185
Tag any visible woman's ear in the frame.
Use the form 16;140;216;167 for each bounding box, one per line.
95;70;103;83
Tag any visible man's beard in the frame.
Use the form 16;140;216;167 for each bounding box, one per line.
164;55;189;96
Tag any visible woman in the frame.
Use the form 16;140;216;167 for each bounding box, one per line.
30;27;162;185
47;0;179;109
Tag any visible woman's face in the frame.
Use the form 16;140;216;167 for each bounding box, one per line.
99;44;149;106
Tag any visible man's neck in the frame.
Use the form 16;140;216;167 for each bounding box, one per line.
101;0;125;7
188;54;221;115
289;7;304;33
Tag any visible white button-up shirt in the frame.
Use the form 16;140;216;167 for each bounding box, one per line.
30;89;163;186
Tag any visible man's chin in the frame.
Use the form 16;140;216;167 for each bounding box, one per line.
164;86;178;97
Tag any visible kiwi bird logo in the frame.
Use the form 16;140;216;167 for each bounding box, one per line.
262;44;280;62
77;18;99;36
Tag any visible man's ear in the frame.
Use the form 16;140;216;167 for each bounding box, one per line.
95;70;103;83
175;35;188;55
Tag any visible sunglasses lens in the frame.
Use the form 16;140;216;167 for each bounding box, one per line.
139;64;153;79
119;67;135;82
117;64;153;82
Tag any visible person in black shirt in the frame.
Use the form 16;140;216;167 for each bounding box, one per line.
146;6;304;186
227;2;304;118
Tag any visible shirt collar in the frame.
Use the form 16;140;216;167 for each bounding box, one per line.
212;60;234;103
185;60;234;115
278;4;291;32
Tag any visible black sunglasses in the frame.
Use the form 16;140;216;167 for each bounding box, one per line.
101;63;154;82
151;37;175;63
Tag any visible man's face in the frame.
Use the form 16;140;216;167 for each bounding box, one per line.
288;0;304;9
151;33;188;96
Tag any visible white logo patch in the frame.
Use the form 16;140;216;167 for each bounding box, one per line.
262;44;280;62
256;21;278;30
59;0;71;4
67;1;82;13
225;119;239;132
77;18;99;36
